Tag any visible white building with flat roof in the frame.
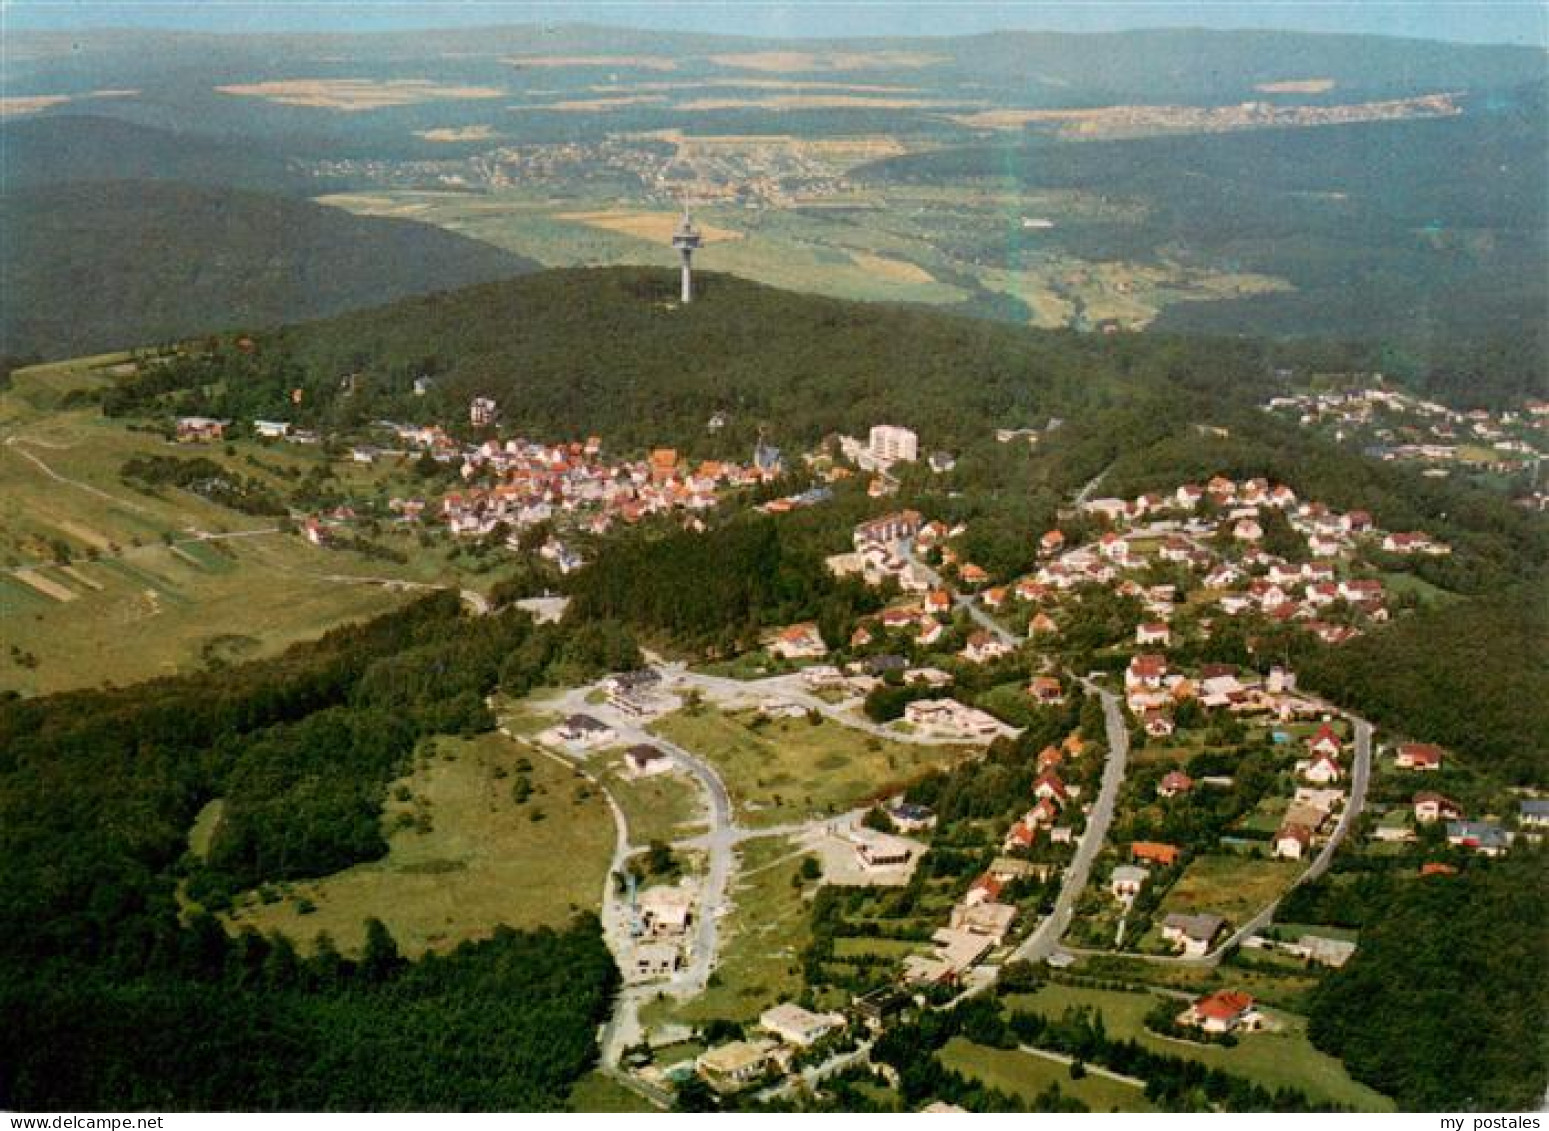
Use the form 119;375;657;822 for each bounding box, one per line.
869;424;919;466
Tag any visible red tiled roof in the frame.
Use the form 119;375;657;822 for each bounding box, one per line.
1194;990;1254;1022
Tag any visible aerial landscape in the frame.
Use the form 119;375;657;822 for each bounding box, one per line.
0;0;1545;1118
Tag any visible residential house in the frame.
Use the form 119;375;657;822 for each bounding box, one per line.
1446;820;1512;856
556;714;615;747
1157;771;1193;799
624;744;673;778
1033;773;1071;805
1299;752;1344;785
638;885;694;937
1110;865;1148;900
1413;792;1463;824
769;622;828;660
1136;622;1172;647
887;802;937;833
1520;799;1549;830
962;631;1013;664
1126;654;1168;691
1308;723;1343;758
1028;676;1065;705
1394;743;1444;772
1131;841;1181;868
1179;991;1260;1035
760;1003;845;1048
1161;912;1227;957
697;1041;776;1094
176;416;224;443
1273;823;1314;860
963;873;1006;908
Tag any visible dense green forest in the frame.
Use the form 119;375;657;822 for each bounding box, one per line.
0;114;313;196
564;514;881;655
0;594;628;1109
268;266;1297;452
0;181;537;359
1306;850;1548;1110
1296;587;1549;786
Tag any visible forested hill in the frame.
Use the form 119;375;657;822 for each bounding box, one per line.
0;181;539;360
0;115;311;195
272;265;1293;451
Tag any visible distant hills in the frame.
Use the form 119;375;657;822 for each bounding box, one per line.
3;25;1544;371
0;181;538;359
857;83;1548;387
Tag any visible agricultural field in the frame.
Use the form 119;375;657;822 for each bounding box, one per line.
1001;982;1392;1110
649;704;971;827
215;78;507;111
0;356;505;693
939;1037;1156;1113
224;733;615;955
316;177;1287;331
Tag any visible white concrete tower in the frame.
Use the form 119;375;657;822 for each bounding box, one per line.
672;209;703;302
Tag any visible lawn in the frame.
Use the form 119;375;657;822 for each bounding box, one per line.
1000;983;1391;1110
1075;953;1324;1013
650;705;971;827
595;748;709;845
1234;797;1290;835
565;1071;658;1113
1153;852;1299;927
938;1037;1155;1113
225;733;615;955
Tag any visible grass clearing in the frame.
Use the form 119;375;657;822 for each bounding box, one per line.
649;834;814;1026
939;1037;1155;1112
650;705;971;826
565;1071;659;1112
595;749;708;844
225;732;614;956
1001;983;1391;1110
1153;853;1298;926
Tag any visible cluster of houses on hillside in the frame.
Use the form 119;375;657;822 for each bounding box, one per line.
440;438;777;542
1263;386;1546;483
1003;736;1088;854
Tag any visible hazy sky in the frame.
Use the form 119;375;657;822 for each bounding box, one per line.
4;1;1546;47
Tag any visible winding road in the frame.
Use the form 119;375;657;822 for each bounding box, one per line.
1008;682;1131;967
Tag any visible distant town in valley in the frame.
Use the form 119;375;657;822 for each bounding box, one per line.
1;10;1544;1119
